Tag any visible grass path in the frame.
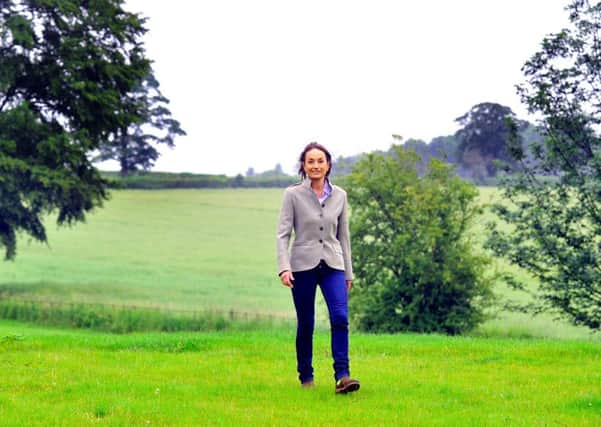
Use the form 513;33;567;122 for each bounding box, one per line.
1;321;600;426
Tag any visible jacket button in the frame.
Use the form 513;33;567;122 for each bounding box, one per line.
319;226;323;231
321;203;325;208
319;239;323;243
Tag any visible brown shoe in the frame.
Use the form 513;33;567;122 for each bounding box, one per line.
301;380;315;388
335;377;360;394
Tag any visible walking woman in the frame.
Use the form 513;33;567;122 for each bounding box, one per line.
276;142;360;394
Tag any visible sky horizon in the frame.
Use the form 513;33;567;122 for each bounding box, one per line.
100;1;571;176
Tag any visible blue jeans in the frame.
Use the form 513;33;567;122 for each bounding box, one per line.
291;260;350;383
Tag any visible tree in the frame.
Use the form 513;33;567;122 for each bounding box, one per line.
401;138;431;171
429;134;460;164
232;173;244;187
0;0;151;259
486;0;601;330
95;71;186;176
455;102;526;183
347;145;493;334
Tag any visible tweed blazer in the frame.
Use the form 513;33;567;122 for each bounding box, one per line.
276;178;353;280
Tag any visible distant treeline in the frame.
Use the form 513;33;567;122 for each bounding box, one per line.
334;103;544;185
102;171;297;189
104;103;542;188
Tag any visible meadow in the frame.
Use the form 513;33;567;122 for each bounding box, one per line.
1;188;601;426
1;189;291;317
0;188;596;339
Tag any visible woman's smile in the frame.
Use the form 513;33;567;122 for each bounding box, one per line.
303;148;329;180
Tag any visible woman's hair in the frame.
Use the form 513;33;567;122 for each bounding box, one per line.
298;142;332;179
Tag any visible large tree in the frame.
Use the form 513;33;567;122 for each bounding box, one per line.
347;146;493;334
455;102;526;183
95;71;186;176
486;0;601;330
0;0;151;259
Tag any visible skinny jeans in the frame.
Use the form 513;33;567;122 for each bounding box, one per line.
291;260;350;383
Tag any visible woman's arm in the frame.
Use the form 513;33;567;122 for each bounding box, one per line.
276;190;294;277
337;192;354;282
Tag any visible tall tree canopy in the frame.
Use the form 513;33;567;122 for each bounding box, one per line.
455;102;525;182
486;0;601;330
95;71;186;176
0;0;151;259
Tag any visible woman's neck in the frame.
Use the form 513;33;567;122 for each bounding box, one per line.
310;177;326;195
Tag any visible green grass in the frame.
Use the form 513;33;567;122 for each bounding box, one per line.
1;321;600;426
0;187;597;339
0;299;294;333
2;189;293;316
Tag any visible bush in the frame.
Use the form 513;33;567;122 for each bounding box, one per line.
347;146;494;334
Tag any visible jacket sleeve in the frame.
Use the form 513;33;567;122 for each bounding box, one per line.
337;192;354;281
276;189;294;275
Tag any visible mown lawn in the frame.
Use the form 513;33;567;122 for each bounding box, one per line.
1;321;600;426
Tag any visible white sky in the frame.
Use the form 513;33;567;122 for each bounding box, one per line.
106;0;571;176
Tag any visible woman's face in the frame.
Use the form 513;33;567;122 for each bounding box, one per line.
303;148;330;181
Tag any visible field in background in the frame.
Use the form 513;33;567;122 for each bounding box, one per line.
1;189;291;316
0;188;597;340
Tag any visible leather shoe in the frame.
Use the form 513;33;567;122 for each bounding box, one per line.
335;376;360;394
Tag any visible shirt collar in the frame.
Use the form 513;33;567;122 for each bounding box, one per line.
301;178;333;192
302;178;333;202
323;179;332;197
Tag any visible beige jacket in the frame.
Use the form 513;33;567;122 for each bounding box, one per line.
276;179;353;280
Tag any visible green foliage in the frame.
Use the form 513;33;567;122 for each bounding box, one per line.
100;170;296;188
101;171;231;189
0;0;152;259
347;146;493;334
0;103;107;259
486;0;601;330
455;102;528;183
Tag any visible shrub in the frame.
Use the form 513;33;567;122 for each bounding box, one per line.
347;146;494;334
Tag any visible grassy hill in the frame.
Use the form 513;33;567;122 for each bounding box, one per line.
0;187;596;339
1;189;289;315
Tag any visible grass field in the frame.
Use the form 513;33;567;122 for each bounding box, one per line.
2;187;601;425
1;321;600;426
1;189;290;316
1;187;596;339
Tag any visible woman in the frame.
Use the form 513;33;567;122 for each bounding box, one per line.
276;142;360;394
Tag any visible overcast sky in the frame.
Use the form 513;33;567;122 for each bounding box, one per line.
111;0;570;176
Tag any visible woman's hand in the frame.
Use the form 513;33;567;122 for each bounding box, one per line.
280;271;295;288
346;280;352;291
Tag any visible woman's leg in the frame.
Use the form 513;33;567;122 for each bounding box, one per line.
290;268;318;383
319;265;350;381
